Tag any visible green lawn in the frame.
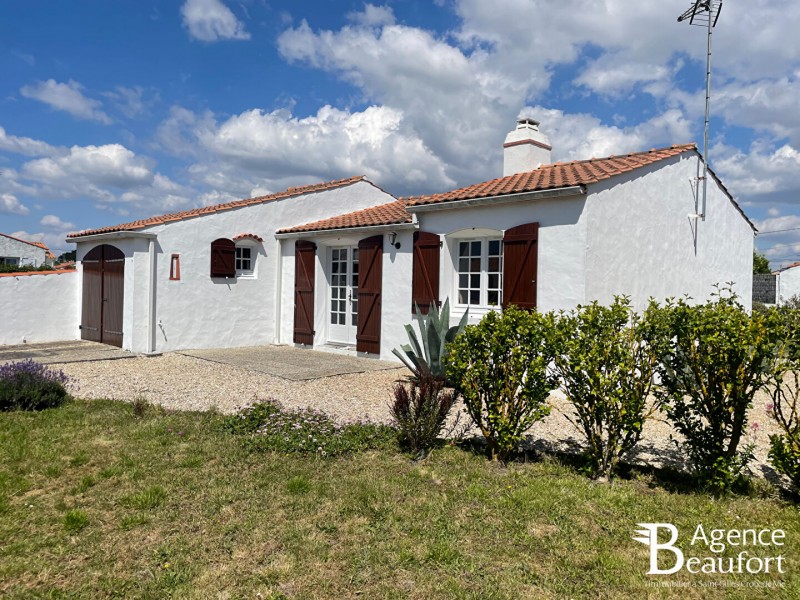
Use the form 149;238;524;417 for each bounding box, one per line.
0;399;797;599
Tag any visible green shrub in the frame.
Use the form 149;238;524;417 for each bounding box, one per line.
447;306;558;462
768;369;800;491
0;359;71;411
643;292;785;493
224;400;396;457
392;298;468;381
391;373;458;455
552;297;660;480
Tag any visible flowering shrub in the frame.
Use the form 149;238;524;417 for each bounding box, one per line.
391;373;458;455
0;359;71;411
223;400;395;457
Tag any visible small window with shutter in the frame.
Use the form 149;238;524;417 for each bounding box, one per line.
210;238;235;278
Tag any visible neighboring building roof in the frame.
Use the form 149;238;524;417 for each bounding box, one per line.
67;176;369;239
277;200;412;234
775;261;800;273
405;144;696;207
0;232;54;256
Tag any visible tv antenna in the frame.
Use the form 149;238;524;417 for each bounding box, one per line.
678;0;722;222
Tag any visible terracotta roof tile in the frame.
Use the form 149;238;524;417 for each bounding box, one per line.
405;144;697;207
232;233;264;243
67;176;367;238
277;200;412;234
0;269;76;278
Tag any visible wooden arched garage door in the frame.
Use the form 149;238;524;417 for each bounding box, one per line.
81;244;125;347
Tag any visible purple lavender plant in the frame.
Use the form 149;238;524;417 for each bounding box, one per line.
0;359;72;411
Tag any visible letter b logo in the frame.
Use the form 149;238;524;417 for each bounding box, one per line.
633;523;684;575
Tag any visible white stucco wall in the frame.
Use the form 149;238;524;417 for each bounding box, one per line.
584;154;754;311
279;194;589;361
74;180;395;354
0;235;47;267
415;195;589;322
0;271;79;345
777;267;800;305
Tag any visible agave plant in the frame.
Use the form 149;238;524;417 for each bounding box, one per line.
392;298;468;381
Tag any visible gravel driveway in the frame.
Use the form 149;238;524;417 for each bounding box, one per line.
53;351;785;480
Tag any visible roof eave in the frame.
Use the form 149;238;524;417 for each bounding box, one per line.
406;185;587;212
67;230;157;243
276;221;417;239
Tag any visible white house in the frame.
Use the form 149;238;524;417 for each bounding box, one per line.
0;233;55;268
774;263;800;305
64;119;755;359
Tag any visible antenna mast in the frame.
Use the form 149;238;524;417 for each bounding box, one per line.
678;0;722;221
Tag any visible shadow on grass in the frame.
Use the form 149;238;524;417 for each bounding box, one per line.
450;434;800;502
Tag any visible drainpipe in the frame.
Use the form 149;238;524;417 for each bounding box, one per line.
147;238;157;353
273;238;283;344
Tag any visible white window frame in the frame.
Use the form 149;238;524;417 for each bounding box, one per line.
452;236;503;311
234;242;257;278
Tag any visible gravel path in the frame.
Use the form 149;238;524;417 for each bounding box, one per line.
55;353;785;478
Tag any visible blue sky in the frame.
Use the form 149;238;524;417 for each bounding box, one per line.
1;1;799;265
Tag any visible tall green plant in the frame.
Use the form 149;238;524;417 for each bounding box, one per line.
552;297;660;480
392;298;468;380
768;369;800;492
643;292;785;493
447;306;558;462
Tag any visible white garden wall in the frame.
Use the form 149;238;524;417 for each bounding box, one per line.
0;270;79;345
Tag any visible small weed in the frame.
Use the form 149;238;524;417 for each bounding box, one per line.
99;465;122;479
119;513;150;530
70;451;90;467
131;396;150;419
44;464;63;478
72;475;97;495
121;485;166;510
63;509;89;533
178;455;204;469
286;475;311;495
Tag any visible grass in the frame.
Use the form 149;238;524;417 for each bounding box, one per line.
0;399;797;599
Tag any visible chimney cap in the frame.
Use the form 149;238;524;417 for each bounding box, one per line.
517;117;540;128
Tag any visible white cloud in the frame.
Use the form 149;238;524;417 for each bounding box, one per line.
177;104;455;197
713;142;800;202
20;79;111;124
180;0;250;42
0;193;29;215
347;4;396;28
0;126;61;157
40;214;75;230
102;85;155;119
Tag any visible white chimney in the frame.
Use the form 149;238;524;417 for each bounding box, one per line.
503;118;552;176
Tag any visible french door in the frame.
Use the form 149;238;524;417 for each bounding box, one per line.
328;246;359;345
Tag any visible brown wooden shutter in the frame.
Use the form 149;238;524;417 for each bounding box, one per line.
411;231;440;314
503;222;539;310
293;240;316;345
210;238;235;277
356;235;383;354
